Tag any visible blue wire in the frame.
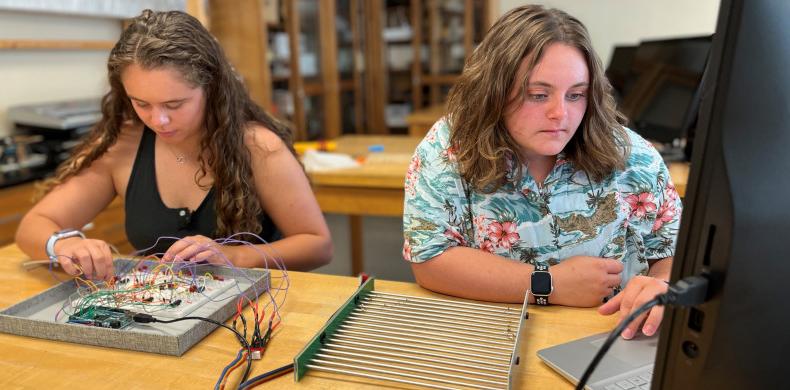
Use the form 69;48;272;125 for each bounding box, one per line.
214;348;244;390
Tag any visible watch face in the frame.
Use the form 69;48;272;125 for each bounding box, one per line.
532;272;552;295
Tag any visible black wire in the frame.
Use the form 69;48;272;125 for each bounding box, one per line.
237;362;295;389
233;310;248;341
575;296;663;390
154;316;253;384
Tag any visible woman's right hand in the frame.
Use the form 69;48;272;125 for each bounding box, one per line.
550;256;623;307
52;237;115;281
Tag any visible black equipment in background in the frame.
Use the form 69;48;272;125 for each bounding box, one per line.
606;35;711;161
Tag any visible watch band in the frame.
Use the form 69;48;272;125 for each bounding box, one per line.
46;229;85;264
531;262;552;306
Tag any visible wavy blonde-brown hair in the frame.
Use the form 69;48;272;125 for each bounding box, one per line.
39;9;293;236
447;4;628;192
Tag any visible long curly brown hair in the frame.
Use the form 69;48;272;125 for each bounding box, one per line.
40;9;293;236
447;4;628;192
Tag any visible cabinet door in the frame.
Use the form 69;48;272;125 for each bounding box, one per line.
210;0;339;141
411;0;490;110
336;0;366;135
364;0;489;134
271;0;343;140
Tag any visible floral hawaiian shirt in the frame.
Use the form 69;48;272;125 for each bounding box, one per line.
402;119;682;287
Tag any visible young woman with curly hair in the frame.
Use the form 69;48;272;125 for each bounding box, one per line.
16;10;332;280
403;5;682;340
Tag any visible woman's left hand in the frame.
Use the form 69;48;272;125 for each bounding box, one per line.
162;235;232;265
598;275;668;339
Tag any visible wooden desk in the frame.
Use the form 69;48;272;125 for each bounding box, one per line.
309;135;689;276
405;104;445;137
0;243;617;389
308;135;423;275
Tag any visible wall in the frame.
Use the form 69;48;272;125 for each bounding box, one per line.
0;10;120;136
497;0;720;64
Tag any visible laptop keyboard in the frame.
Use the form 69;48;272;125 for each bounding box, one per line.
598;368;652;390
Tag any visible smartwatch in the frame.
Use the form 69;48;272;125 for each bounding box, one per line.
530;262;553;305
45;229;85;264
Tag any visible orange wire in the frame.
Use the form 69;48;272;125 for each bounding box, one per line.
219;350;248;390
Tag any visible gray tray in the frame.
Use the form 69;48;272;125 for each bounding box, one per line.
0;259;270;356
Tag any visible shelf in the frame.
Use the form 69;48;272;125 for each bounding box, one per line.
421;74;460;84
0;39;114;50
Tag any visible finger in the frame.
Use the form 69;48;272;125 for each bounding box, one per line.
57;256;80;276
170;237;209;261
96;242;115;280
603;259;624;274
73;248;95;279
620;293;654;339
103;242;116;279
185;240;219;262
621;308;649;339
641;305;665;336
85;243;108;281
163;239;193;261
176;242;212;263
606;274;622;289
598;292;622;315
191;249;223;264
617;287;640;321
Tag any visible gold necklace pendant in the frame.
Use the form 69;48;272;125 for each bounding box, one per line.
175;155;186;164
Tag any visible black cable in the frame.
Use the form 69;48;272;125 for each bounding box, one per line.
575;276;709;390
575;297;662;390
133;313;253;384
233;310;248;341
237;362;295;389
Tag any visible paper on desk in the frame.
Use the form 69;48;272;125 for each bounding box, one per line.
302;150;360;172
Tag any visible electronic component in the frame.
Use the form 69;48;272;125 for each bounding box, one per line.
67;306;134;329
68;269;238;321
111;270;237;318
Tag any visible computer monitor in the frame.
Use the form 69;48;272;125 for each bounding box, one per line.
605;45;637;102
607;36;711;147
653;1;790;389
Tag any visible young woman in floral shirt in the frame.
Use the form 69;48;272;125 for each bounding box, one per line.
402;5;682;340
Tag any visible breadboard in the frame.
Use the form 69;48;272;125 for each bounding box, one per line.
101;270;238;318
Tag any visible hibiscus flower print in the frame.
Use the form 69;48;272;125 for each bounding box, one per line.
664;182;679;201
444;228;467;246
425;125;438;142
402;240;412;261
473;215;489;241
652;200;677;232
442;145;458;162
489;221;520;250
625;192;657;219
405;155;421;196
480;239;495;253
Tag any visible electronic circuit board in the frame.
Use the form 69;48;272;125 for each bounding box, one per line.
0;258;271;356
71;270;238;319
67;306;134;329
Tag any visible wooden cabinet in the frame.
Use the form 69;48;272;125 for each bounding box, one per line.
0;183;132;254
210;0;360;141
209;0;491;138
366;0;492;133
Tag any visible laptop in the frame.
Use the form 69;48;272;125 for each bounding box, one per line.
537;332;658;390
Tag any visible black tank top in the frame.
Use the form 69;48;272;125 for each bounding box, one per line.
125;128;280;255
